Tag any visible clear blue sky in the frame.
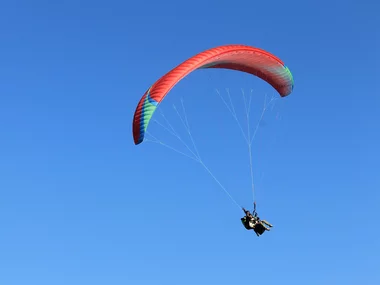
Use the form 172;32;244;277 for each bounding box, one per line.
0;0;379;284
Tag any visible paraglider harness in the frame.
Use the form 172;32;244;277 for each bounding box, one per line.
241;203;268;236
241;216;257;230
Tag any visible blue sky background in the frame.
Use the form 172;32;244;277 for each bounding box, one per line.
0;0;379;284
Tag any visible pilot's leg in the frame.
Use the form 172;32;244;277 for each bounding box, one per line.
261;220;273;227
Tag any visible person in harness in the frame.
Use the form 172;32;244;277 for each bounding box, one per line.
241;202;273;236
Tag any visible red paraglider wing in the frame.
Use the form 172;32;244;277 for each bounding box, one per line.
133;44;294;145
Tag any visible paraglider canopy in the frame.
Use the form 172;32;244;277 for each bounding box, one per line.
132;44;294;145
